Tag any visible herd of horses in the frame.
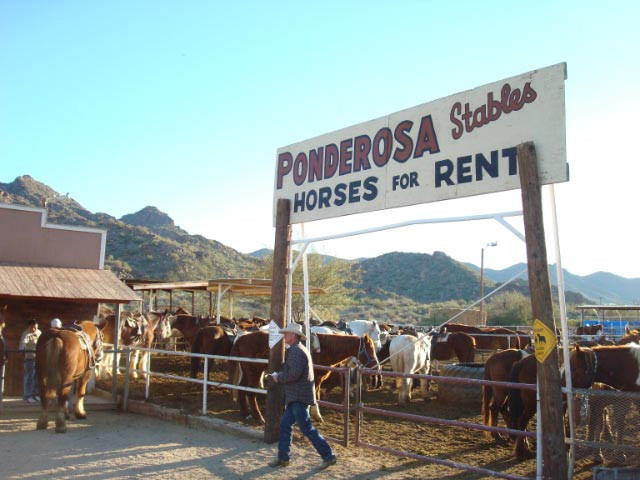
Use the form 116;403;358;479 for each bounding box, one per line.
482;325;640;460
6;302;639;465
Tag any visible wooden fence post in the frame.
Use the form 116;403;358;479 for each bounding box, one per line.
518;142;568;480
264;198;291;443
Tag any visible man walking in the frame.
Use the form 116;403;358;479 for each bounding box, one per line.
267;323;336;470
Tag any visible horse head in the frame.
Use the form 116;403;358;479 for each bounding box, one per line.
568;343;597;389
618;325;640;345
357;334;379;369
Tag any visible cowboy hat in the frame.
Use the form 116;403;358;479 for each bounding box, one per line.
279;323;306;340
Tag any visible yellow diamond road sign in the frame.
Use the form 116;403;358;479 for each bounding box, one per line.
533;319;557;363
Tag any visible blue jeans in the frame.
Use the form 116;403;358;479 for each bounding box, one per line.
23;358;39;399
277;401;334;462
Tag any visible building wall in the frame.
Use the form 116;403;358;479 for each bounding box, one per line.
0;203;105;269
2;299;100;396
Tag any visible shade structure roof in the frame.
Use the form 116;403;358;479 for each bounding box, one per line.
130;277;326;296
0;264;141;303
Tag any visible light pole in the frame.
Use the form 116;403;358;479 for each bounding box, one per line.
479;242;497;325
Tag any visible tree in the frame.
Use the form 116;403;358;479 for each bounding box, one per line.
486;291;533;326
254;252;361;322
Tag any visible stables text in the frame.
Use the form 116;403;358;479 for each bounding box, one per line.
279;78;537;214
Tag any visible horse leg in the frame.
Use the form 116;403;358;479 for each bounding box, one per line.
398;378;410;406
311;380;324;422
98;351;111;379
129;350;138;379
514;392;536;460
247;370;265;424
36;383;51;430
140;350;149;380
55;381;73;433
74;373;91;419
494;388;512;441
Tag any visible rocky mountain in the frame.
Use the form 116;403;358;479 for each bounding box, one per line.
0;176;260;281
466;263;639;305
2;175;635;314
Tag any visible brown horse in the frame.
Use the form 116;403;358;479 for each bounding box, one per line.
228;331;379;423
35;320;104;433
227;331;270;423
569;343;640;463
190;325;237;380
168;314;212;347
442;323;521;350
481;348;531;441
312;333;379;402
507;354;538;459
430;332;476;362
617;325;640;345
98;311;171;379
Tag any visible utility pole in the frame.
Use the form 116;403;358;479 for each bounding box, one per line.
479;242;497;325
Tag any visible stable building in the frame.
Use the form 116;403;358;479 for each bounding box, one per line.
0;203;140;395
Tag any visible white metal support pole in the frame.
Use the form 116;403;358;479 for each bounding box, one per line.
216;284;222;324
549;184;575;477
145;350;151;399
287;243;293;326
301;224;311;350
202;359;208;415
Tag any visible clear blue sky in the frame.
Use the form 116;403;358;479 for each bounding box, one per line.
2;1;639;279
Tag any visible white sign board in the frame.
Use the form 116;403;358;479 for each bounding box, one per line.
268;320;283;349
274;63;567;225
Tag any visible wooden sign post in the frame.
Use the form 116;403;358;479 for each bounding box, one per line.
264;198;291;443
518;142;567;480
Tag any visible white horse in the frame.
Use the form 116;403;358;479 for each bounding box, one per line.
389;333;432;405
347;320;383;352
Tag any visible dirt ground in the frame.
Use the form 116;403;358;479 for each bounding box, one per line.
90;354;613;479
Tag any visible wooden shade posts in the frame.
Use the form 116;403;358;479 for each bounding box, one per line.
518;142;567;480
264;198;291;443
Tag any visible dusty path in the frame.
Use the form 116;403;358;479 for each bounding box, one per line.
0;405;473;480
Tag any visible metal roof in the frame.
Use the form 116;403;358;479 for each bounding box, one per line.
0;265;141;303
131;277;326;296
577;305;640;311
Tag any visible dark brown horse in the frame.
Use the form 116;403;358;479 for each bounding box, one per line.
227;331;270;423
481;348;531;441
569;343;640;462
35;320;105;433
442;323;521;350
430;332;476;362
507;354;538;459
228;331;378;424
168;314;211;348
190;325;237;380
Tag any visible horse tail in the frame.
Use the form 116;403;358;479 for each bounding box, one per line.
190;328;204;378
481;368;492;427
45;337;64;389
508;359;525;430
